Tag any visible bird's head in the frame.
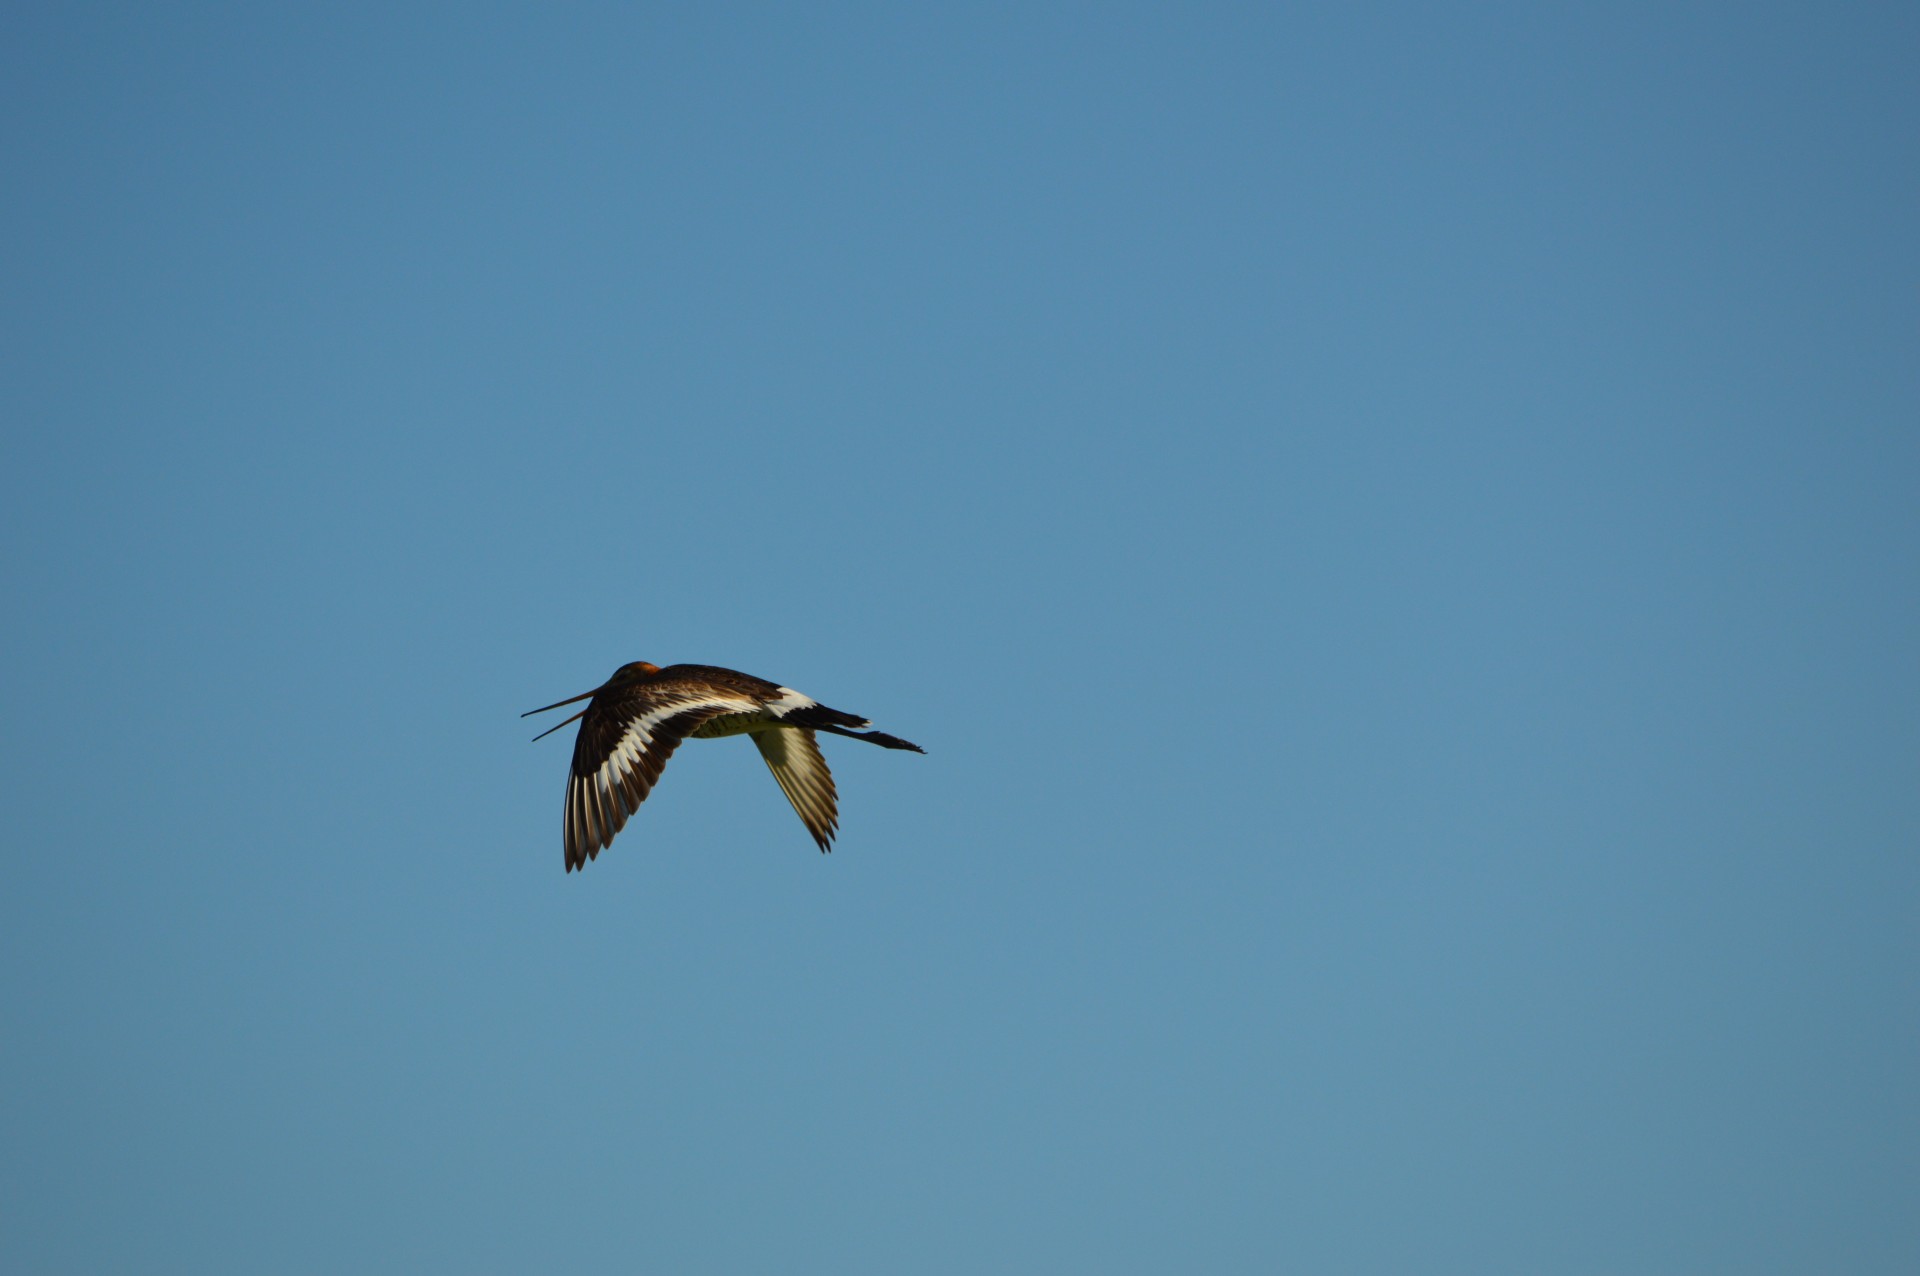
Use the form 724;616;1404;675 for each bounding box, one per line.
521;661;661;735
612;661;661;682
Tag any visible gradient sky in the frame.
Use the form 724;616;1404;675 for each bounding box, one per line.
4;3;1916;1272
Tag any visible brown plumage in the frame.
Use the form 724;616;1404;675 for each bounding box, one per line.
523;662;923;871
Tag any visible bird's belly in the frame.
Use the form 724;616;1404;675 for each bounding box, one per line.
690;713;775;739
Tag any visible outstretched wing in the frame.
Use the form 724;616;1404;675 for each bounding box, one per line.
565;685;762;871
751;726;840;852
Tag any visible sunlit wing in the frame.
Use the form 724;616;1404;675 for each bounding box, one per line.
564;688;762;870
751;726;840;852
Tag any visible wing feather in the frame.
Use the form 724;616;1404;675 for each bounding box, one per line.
751;727;841;852
563;685;764;870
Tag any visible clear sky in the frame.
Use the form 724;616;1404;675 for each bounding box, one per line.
4;3;1916;1272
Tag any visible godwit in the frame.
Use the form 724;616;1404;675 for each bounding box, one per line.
523;662;924;871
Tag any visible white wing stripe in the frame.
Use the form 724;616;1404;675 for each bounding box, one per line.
765;687;819;718
592;693;760;794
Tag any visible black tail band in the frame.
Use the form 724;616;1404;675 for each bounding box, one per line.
813;723;926;754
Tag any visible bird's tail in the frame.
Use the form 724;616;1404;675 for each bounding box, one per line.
812;723;926;753
783;703;874;731
784;703;925;753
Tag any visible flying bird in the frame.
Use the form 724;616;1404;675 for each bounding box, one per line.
523;662;924;871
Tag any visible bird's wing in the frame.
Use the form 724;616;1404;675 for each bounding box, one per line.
565;686;763;871
751;726;841;852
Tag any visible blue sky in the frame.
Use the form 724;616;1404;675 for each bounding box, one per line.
4;3;1916;1271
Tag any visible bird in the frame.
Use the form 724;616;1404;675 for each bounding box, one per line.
523;661;924;871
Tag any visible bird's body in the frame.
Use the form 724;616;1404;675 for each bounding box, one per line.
523;662;923;871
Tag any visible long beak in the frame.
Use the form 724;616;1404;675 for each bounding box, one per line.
521;684;608;718
529;706;591;742
524;679;615;742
